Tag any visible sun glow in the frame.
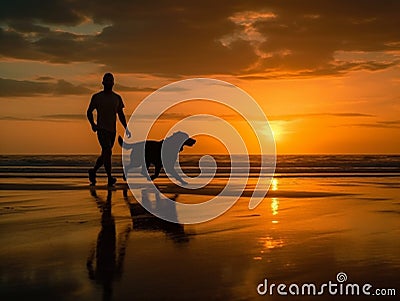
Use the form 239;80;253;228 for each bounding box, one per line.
273;122;286;141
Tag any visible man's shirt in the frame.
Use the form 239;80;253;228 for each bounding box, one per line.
88;91;125;132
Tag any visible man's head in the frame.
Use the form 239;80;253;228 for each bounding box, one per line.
102;73;114;91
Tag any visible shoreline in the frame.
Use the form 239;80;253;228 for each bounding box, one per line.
1;175;399;300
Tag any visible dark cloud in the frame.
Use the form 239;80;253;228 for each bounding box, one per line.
36;76;55;81
0;78;92;97
0;27;40;60
239;61;399;80
32;31;95;63
1;1;400;77
251;0;400;76
7;21;50;34
0;0;85;25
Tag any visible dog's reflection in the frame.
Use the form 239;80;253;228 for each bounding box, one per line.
87;187;131;301
87;186;190;300
123;187;190;244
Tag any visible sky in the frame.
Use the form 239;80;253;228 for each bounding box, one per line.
0;0;399;154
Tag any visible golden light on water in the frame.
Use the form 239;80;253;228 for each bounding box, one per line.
261;236;284;250
270;178;280;224
271;197;279;216
271;197;279;224
271;178;278;191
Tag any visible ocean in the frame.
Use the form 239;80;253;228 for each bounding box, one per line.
1;154;399;179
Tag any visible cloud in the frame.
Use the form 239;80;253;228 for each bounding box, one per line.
377;120;400;125
268;112;374;121
114;83;155;92
0;78;92;97
1;111;382;125
0;114;87;122
345;123;400;129
0;0;85;25
122;111;374;122
250;1;400;75
1;1;400;77
0;112;234;122
121;112;236;121
0;116;34;121
334;119;400;129
35;76;55;81
40;114;86;120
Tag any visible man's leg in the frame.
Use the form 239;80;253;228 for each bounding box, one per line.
89;130;107;185
105;147;116;186
89;153;103;185
103;147;112;179
105;131;117;186
93;155;104;172
90;129;116;186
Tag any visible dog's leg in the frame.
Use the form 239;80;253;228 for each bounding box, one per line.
122;168;126;181
166;166;187;185
122;166;130;181
141;161;151;180
150;164;162;180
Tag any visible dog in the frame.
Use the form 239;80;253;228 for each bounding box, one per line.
118;131;196;184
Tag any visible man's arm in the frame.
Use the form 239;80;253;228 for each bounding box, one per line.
117;109;128;129
87;96;97;132
117;108;131;138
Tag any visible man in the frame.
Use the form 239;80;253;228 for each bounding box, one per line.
87;73;131;186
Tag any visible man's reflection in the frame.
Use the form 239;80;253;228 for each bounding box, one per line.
87;187;131;301
87;186;190;300
123;187;190;244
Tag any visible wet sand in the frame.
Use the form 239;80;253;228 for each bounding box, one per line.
1;177;399;300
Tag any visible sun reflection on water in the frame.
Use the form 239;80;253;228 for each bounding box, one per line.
271;178;278;191
260;236;285;250
271;197;279;216
271;197;279;224
270;178;280;223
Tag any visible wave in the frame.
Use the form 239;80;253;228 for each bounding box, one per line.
0;154;399;177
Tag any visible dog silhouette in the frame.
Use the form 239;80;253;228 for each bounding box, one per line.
119;131;196;184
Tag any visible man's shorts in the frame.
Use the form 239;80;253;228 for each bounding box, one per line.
97;129;116;150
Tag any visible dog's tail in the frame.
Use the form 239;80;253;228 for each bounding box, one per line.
118;136;135;149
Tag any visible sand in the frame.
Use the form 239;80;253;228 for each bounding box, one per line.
0;176;399;300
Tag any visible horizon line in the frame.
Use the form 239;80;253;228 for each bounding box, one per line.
0;153;399;156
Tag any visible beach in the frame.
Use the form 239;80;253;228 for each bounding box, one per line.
0;155;399;300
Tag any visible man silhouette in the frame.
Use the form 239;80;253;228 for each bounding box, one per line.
87;73;131;186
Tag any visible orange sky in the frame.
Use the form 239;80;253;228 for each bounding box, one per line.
1;1;399;154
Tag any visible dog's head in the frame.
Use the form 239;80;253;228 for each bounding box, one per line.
166;131;196;152
183;137;196;147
